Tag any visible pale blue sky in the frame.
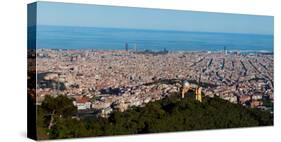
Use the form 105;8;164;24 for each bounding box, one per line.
35;1;274;35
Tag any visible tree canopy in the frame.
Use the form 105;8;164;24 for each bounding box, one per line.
37;93;273;140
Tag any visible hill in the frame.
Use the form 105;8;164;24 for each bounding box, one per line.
37;93;273;139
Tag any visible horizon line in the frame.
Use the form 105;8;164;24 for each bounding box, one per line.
32;24;274;36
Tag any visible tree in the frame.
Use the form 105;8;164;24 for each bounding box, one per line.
39;93;273;139
48;118;89;139
41;95;77;130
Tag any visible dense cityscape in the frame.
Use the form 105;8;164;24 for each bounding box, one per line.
26;2;274;140
35;49;274;117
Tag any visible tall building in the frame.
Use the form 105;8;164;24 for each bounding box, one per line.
125;42;128;51
224;46;228;55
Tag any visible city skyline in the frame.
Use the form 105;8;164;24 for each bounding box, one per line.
28;2;274;140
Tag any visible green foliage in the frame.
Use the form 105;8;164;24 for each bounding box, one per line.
37;93;273;140
48;117;90;139
262;99;273;108
37;95;78;140
41;95;77;118
36;107;49;140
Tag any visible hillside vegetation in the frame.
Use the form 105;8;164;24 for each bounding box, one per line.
37;93;273;140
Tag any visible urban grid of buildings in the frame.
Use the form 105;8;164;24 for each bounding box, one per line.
35;49;274;117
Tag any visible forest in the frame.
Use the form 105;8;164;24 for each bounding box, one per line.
36;93;273;140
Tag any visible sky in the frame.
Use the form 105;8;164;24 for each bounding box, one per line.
34;1;274;35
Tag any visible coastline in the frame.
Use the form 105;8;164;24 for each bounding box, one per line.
36;48;273;54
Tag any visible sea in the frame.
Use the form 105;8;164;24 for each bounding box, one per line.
34;25;273;52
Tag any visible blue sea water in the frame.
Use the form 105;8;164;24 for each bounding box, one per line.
35;25;273;52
